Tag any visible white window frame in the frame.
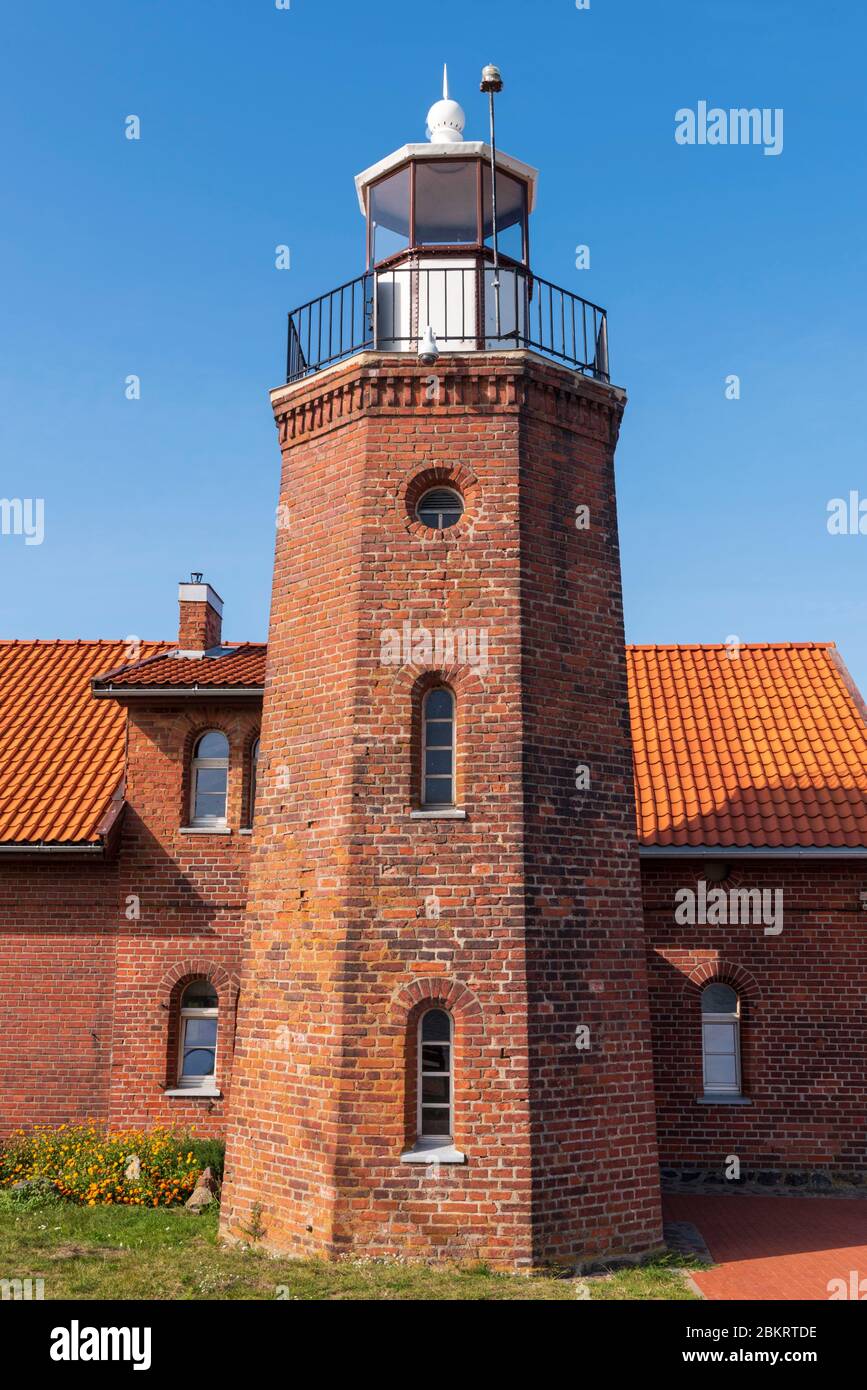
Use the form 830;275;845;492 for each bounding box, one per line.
177;982;219;1091
421;688;456;808
190;730;229;828
701;985;742;1096
418;1008;453;1141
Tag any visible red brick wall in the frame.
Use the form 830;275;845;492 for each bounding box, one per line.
0;699;257;1139
518;384;663;1259
220;353;663;1269
643;856;867;1185
178;600;221;651
0;859;118;1130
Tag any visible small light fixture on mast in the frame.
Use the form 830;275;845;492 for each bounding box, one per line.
480;64;504;342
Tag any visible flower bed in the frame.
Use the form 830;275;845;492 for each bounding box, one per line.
0;1125;215;1207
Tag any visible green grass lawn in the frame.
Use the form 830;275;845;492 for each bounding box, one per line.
0;1196;698;1301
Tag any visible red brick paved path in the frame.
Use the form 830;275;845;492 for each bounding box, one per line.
664;1195;867;1300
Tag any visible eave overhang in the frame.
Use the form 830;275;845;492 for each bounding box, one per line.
354;140;539;215
639;845;867;859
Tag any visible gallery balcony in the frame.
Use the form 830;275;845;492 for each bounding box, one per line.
285;260;609;385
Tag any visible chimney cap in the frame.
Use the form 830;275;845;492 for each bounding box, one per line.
178;578;223;616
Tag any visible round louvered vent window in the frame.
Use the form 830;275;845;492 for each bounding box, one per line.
416;487;465;530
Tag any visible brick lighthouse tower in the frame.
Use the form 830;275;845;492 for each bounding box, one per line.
221;69;663;1269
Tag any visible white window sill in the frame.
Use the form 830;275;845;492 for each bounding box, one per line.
410;808;467;821
180;826;232;835
239;828;253;835
697;1094;752;1106
400;1140;466;1165
164;1087;222;1099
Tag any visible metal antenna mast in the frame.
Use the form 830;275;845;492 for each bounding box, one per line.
480;64;504;342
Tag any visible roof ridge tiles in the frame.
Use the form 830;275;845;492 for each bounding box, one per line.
625;641;835;652
0;638;171;646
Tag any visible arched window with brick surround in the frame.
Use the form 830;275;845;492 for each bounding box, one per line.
395;977;476;1166
421;687;455;807
701;982;741;1096
190;730;229;827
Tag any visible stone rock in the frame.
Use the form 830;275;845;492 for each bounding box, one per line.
784;1172;808;1187
809;1171;833;1190
195;1165;219;1195
185;1185;214;1213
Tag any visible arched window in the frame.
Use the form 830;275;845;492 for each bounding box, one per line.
190;731;229;826
418;1008;453;1139
422;687;455;807
701;983;741;1095
178;980;218;1090
248;736;260;824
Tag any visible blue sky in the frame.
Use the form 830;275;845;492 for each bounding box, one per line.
3;1;867;684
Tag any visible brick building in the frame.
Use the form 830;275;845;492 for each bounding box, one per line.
1;80;865;1269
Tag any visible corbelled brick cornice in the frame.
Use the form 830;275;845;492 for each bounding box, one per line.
271;352;626;448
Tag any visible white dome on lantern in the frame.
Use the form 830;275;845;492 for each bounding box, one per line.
426;64;466;143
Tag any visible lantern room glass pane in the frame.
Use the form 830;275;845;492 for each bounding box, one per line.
482;166;527;262
414;161;478;245
370;166;410;263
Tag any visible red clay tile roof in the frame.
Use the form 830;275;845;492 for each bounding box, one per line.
4;639;867;850
92;644;266;691
0;641;169;845
628;643;867;849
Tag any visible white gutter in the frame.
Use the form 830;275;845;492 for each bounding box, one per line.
93;686;264;698
0;842;104;855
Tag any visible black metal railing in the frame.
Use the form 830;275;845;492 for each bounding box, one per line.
286;264;609;384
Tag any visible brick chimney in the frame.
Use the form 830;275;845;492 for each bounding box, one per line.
177;574;223;652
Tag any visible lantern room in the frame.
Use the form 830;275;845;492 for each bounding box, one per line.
351;68;538;355
355;69;536;270
285;68;609;382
